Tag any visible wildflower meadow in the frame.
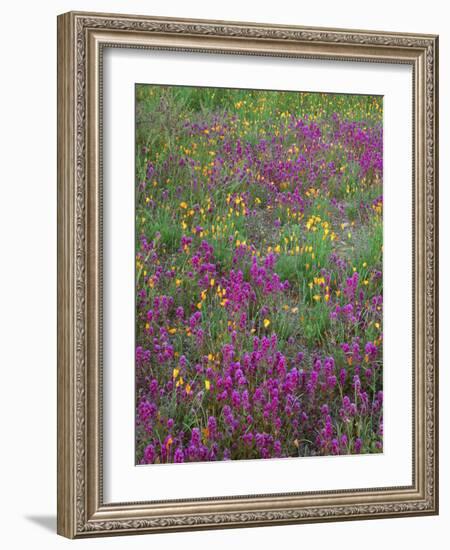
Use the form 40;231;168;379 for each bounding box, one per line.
135;85;383;465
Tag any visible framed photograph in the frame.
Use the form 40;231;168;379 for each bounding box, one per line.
57;11;439;538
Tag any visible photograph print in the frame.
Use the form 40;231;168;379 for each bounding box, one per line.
134;84;383;465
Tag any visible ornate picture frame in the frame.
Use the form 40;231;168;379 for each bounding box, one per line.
57;11;438;538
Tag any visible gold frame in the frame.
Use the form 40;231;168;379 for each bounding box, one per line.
57;11;439;538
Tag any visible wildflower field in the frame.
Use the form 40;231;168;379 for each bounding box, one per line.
135;85;383;464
